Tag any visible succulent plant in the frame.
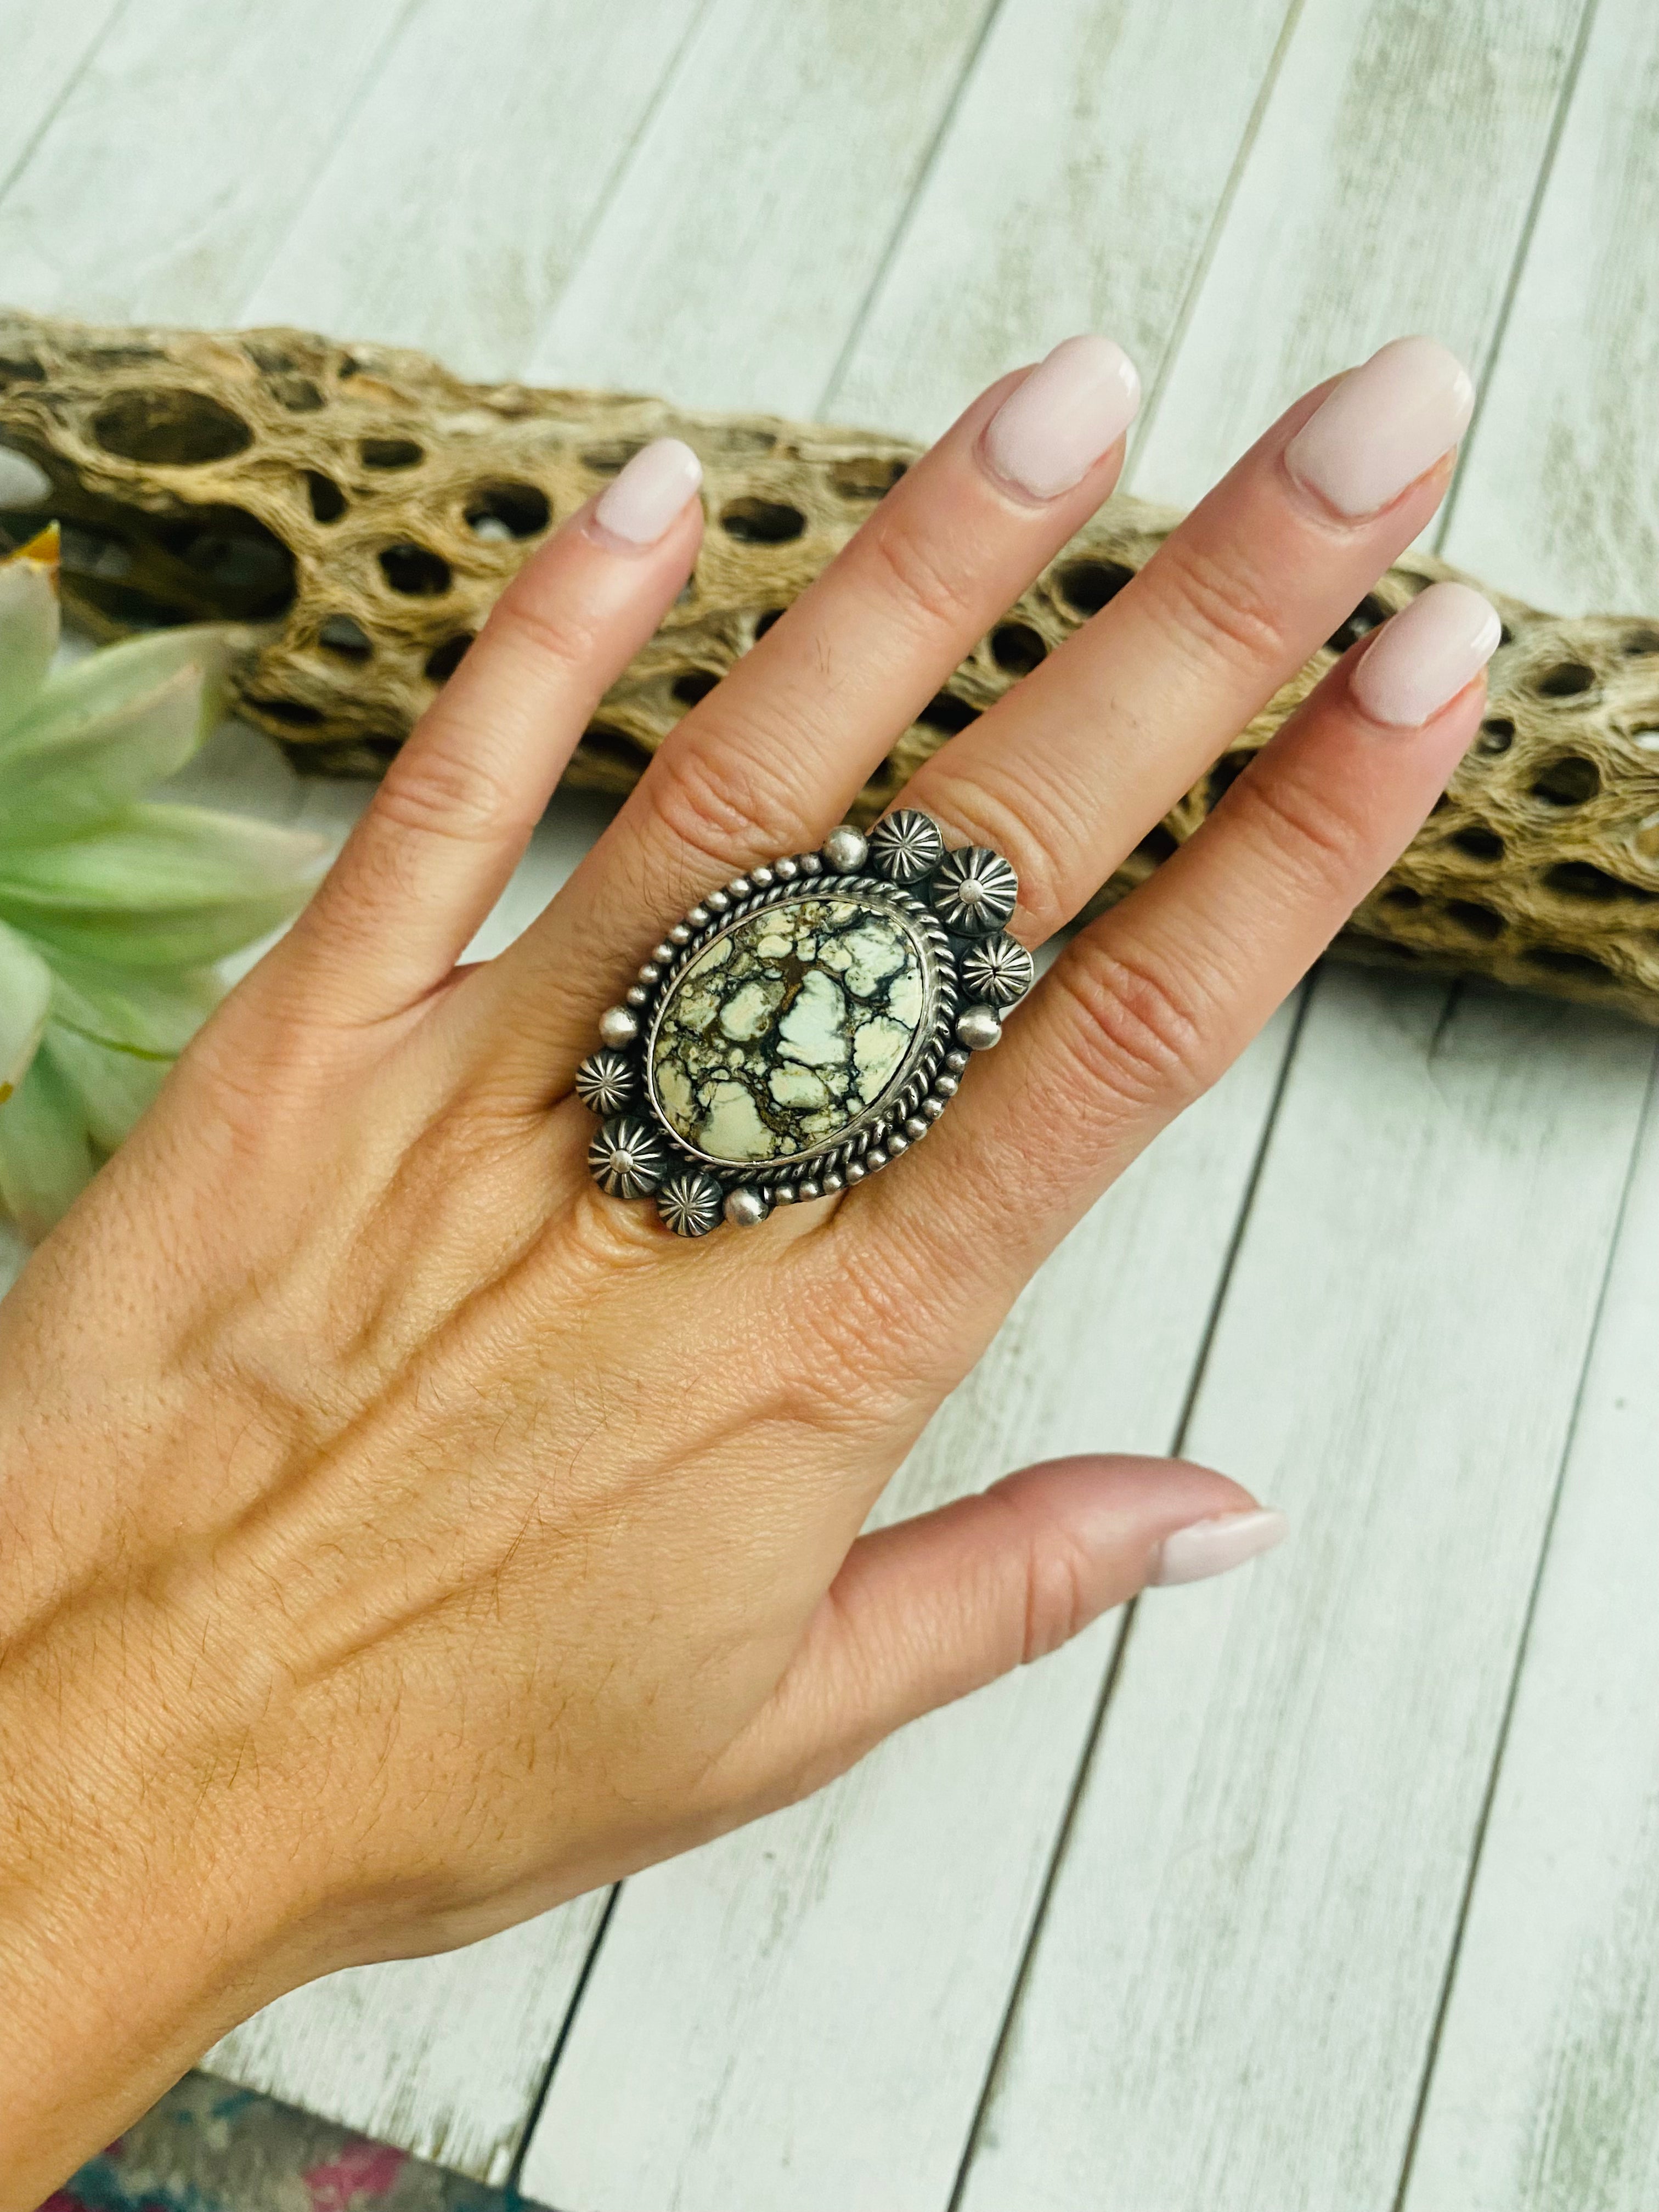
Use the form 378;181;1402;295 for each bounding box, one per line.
0;526;324;1242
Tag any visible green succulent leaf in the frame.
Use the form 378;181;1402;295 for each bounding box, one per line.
42;1024;171;1152
0;918;52;1097
0;541;60;727
0;654;227;845
0;1046;95;1243
0;803;329;967
46;950;221;1059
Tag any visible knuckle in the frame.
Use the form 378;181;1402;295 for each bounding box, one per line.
1052;939;1213;1114
912;768;1077;934
647;723;811;877
1220;759;1366;890
375;733;529;847
1146;538;1288;675
1017;1515;1099;1665
489;580;602;680
863;507;977;637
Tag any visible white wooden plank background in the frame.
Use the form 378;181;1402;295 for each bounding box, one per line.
5;1;1659;2203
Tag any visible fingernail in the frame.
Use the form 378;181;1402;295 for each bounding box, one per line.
981;334;1142;501
1351;580;1502;727
592;437;703;546
1284;335;1475;519
1151;1508;1288;1587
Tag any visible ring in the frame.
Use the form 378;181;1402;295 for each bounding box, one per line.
575;811;1034;1234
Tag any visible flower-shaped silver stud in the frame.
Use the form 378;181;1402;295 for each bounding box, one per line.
868;808;946;883
574;1049;637;1117
960;931;1035;1006
657;1169;725;1237
588;1116;667;1198
930;846;1019;935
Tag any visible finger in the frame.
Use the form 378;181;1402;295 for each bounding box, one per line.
475;336;1143;1080
714;1455;1283;1811
851;580;1502;1317
266;439;705;1025
895;334;1476;940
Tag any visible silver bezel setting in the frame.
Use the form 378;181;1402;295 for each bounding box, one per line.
577;814;1030;1231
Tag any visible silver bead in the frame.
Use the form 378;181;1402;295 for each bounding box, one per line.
774;1183;799;1205
750;865;774;888
798;853;822;874
821;1169;844;1192
821;823;868;873
887;1130;909;1154
922;1096;946;1120
905;1116;929;1140
652;941;675;964
669;922;692;945
957;1003;1003;1051
865;1148;888;1171
944;1049;970;1073
707;889;731;912
774;856;799;880
625;984;649;1007
797;1179;821;1201
725;1186;772;1228
728;876;752;898
637;963;661;984
599;1004;640;1046
933;1073;959;1098
868;808;945;883
844;1160;866;1183
687;905;711;928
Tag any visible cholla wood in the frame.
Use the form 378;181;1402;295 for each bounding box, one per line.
4;311;1659;1023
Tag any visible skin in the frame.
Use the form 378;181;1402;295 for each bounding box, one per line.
0;360;1484;2202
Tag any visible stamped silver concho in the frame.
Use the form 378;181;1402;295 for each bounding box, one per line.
577;811;1033;1235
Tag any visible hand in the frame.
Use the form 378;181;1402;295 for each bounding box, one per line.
0;332;1493;2198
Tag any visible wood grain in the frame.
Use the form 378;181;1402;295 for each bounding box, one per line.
0;0;413;323
830;0;1297;440
241;0;707;376
958;972;1653;2212
522;1011;1295;2212
524;0;1003;416
0;0;121;171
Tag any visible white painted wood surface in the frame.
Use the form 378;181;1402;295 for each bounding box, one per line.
5;0;1659;2201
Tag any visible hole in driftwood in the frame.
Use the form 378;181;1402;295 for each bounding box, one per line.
581;721;654;772
1530;754;1600;807
0;356;47;385
424;634;473;683
1543;860;1659;903
1535;661;1596;698
360;437;424;470
1444;899;1504;940
1522;946;1617;984
1381;885;1424;908
318;614;373;662
990;621;1047;675
271;375;323;413
466;483;550;539
1451;823;1505;861
1622;626;1659;656
672;670;720;707
830;456;907;500
582;439;646;476
306;471;346;523
1325;592;1391;655
720;498;807;544
916;690;980;736
1054;557;1134;618
1476;716;1515;755
92;387;253;465
379;543;452;596
249;697;324;727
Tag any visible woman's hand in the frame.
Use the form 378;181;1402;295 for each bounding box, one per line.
0;332;1493;2198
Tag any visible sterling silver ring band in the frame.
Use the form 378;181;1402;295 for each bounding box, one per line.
575;811;1033;1235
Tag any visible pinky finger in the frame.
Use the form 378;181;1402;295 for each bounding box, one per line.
712;1454;1284;1814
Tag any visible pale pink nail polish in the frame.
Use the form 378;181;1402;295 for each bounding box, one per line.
981;334;1142;501
592;437;703;545
1151;1508;1288;1587
1351;580;1502;727
1284;335;1475;518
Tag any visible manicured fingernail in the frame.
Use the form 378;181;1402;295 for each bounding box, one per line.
1151;1507;1288;1587
1285;335;1475;518
1351;579;1502;727
592;437;703;546
981;334;1142;501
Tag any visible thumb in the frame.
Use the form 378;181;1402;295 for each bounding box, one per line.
719;1455;1286;1814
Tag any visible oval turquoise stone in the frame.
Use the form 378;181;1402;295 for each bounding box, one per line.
648;895;928;1164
